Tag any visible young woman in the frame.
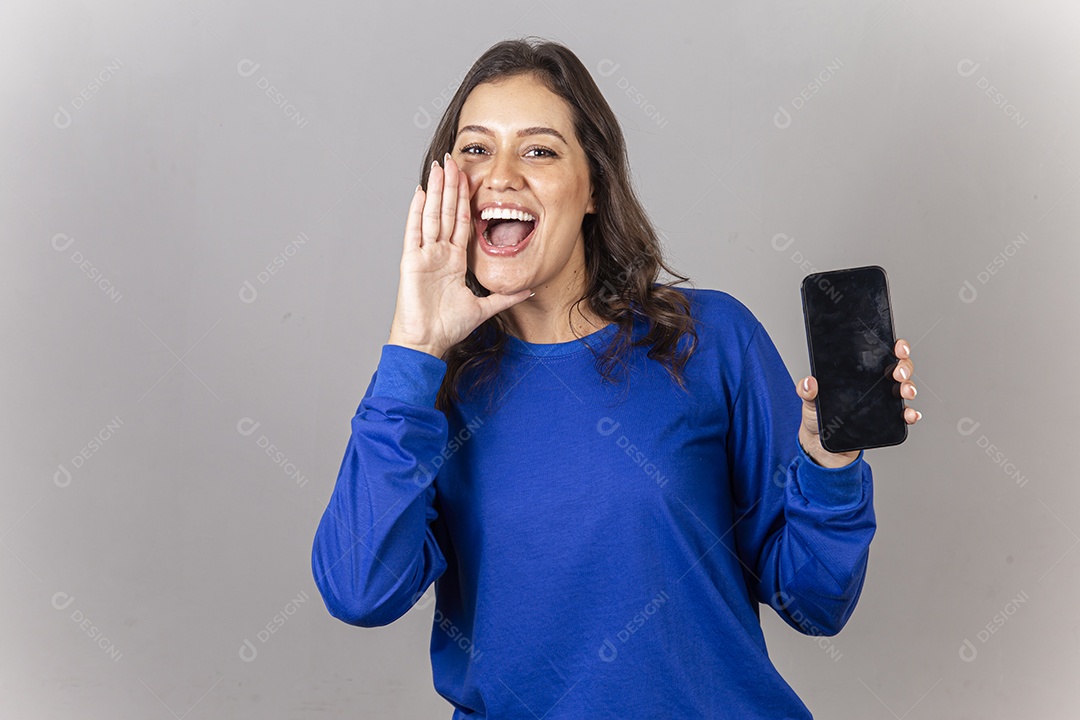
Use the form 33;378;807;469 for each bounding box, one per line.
312;37;919;720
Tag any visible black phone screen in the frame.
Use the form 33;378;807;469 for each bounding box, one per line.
800;265;907;453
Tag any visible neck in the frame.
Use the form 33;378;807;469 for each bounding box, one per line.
503;296;608;344
501;239;607;344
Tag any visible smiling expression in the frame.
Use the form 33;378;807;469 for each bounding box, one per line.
451;72;596;296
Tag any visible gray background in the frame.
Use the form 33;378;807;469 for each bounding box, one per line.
3;1;1078;717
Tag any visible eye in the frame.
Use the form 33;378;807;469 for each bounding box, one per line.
457;144;558;158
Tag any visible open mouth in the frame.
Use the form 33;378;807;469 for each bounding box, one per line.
477;216;537;248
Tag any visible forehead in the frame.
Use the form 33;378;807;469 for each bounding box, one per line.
457;74;575;141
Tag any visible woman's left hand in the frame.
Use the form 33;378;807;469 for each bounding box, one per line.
796;338;921;468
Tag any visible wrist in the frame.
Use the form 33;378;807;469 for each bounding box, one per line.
799;433;860;468
388;342;445;359
387;331;444;359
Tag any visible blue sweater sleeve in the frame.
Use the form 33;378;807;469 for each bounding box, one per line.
726;320;877;637
311;344;450;627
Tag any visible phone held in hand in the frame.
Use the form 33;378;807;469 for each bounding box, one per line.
801;265;907;454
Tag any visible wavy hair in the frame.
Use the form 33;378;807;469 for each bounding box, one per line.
417;36;700;415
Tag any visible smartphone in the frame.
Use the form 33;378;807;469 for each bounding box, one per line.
800;265;907;453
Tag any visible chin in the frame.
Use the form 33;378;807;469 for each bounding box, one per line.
471;266;531;297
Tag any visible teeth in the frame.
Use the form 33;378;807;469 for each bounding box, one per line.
480;207;536;222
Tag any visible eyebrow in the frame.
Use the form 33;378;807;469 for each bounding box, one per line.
457;124;568;145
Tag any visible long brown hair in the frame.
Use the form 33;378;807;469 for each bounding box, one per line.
418;36;700;415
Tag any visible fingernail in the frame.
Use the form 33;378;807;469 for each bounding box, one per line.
910;385;917;398
415;183;422;193
803;378;809;392
915;411;922;421
899;366;908;380
431;159;439;169
444;151;451;163
902;343;910;355
529;291;535;298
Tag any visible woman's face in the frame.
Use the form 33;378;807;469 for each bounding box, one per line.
452;73;595;298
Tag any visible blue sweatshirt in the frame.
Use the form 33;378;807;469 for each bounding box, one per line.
311;286;876;719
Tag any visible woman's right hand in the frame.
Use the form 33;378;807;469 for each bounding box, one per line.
386;152;533;359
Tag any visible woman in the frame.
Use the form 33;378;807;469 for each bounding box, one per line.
312;37;919;719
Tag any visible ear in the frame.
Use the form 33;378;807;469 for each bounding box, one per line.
586;184;596;215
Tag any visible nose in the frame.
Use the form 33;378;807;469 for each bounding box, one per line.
484;148;524;192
